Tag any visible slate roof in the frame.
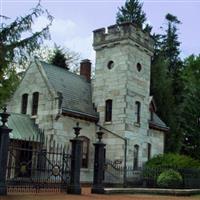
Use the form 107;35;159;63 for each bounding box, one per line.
40;61;98;120
149;113;169;131
1;113;40;140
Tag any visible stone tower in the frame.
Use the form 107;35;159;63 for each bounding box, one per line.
92;23;154;165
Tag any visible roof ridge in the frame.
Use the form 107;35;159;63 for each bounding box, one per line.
40;60;88;82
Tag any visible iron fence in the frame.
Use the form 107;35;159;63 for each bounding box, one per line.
6;134;71;193
104;160;200;189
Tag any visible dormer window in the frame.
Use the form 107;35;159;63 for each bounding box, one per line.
21;93;28;114
32;92;39;116
105;99;112;122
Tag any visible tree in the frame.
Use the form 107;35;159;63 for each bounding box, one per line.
116;0;147;29
48;45;80;71
0;3;53;106
151;14;183;153
49;45;69;70
180;55;200;160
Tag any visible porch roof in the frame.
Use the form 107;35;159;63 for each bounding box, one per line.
3;113;40;140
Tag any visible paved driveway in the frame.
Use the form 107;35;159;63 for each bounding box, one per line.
0;188;200;200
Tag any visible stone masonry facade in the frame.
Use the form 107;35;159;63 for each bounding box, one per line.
9;23;166;183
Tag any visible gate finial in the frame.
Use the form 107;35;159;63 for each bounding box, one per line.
73;122;82;138
0;105;10;127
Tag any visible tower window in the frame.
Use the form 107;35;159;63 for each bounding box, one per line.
135;101;141;124
107;60;114;69
147;143;151;160
105;99;112;122
133;144;139;170
32;92;39;116
136;63;142;72
21;93;28;114
79;136;90;168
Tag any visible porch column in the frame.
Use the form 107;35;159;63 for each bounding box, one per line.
91;131;106;194
0;107;12;196
67;122;83;195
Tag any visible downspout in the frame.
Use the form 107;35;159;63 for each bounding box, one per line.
96;124;128;187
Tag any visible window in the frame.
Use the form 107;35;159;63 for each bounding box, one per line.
32;92;39;116
136;63;142;72
133;145;139;170
135;101;141;124
79;136;89;168
147;143;151;160
21;93;28;114
107;61;114;69
105;99;112;122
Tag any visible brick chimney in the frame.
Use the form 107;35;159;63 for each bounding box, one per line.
80;59;91;82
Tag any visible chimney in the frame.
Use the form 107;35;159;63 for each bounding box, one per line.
80;59;91;82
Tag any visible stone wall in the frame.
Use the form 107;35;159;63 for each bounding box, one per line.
9;60;97;183
92;23;164;168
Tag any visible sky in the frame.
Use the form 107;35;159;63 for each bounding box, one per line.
1;0;200;64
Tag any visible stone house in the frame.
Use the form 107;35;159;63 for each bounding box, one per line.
8;23;169;183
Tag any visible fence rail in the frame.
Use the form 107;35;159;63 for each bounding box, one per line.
104;160;200;189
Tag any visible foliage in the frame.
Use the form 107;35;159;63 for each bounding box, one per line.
0;3;53;106
145;153;200;169
180;55;200;160
151;13;183;153
157;169;183;188
116;0;151;32
48;45;80;71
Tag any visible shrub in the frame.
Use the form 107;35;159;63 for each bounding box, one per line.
157;169;183;188
145;153;200;169
142;153;200;187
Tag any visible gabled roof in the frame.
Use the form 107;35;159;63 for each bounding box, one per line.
1;113;40;140
149;113;169;132
40;61;98;121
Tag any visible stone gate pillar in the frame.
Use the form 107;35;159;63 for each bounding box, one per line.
0;107;12;196
67;122;83;195
91;131;106;194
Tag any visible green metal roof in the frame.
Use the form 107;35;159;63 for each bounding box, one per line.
2;113;40;140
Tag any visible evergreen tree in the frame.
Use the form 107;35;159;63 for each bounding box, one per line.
49;45;69;70
151;14;183;152
0;3;53;106
180;55;200;160
116;0;147;29
48;45;80;71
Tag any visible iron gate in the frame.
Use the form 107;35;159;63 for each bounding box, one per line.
6;136;71;193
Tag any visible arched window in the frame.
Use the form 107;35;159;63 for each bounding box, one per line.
135;101;141;124
79;136;90;168
105;99;112;122
133;144;139;170
32;92;39;116
21;93;28;114
147;143;151;160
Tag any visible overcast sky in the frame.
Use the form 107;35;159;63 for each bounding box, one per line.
2;0;200;63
